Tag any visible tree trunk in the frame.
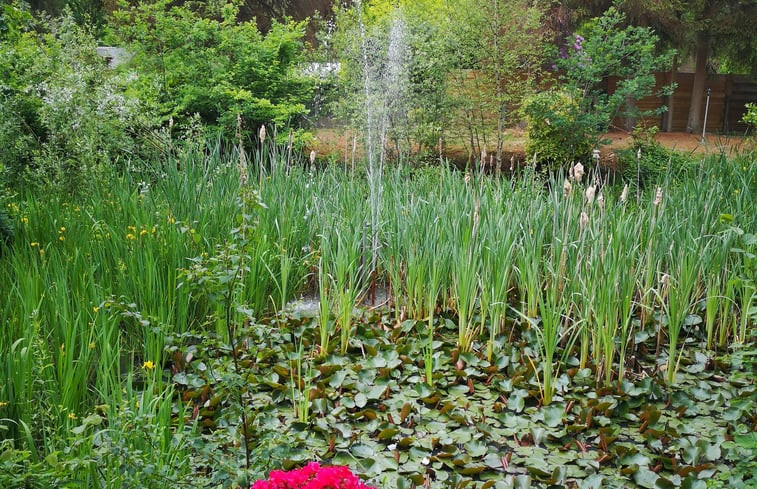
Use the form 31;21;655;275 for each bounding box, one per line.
686;33;710;133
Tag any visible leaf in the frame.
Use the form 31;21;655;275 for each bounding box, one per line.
377;427;399;440
634;467;660;488
542;404;565;428
350;444;375;458
355;392;367;408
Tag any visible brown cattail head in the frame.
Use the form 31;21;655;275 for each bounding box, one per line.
585;184;596;204
661;273;670;288
579;211;589;230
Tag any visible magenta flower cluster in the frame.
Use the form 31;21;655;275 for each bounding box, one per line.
251;462;376;489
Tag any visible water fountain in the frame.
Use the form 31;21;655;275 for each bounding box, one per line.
355;0;409;300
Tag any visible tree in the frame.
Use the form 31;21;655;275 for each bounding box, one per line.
446;0;546;166
522;6;673;167
331;0;547;164
109;0;314;142
564;0;757;133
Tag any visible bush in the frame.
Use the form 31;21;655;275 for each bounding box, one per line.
617;142;697;187
522;89;596;166
0;4;157;191
0;207;12;254
109;0;314;145
524;7;673;170
742;102;757;133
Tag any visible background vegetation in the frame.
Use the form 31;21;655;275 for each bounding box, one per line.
0;1;755;488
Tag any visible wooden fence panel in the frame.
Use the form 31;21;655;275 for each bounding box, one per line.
610;72;756;134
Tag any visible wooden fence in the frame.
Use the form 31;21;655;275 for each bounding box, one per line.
609;72;757;134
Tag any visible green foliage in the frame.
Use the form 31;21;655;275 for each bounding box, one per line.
742;102;757;131
522;89;596;166
0;198;12;254
109;0;314;143
0;7;156;191
617;142;697;187
331;0;546;161
1;143;756;487
524;6;673;169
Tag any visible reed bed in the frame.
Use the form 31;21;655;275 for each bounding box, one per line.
1;143;754;483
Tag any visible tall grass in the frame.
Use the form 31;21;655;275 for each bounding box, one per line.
1;142;754;484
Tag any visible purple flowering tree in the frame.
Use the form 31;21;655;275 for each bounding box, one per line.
523;7;674;167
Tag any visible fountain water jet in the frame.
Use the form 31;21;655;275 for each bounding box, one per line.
355;1;409;300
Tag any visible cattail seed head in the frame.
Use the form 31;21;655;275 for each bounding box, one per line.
563;179;572;197
585;184;596;204
579;211;589;230
653;186;663;206
597;193;605;209
259;124;266;143
310;150;317;165
661;273;670;288
573;162;585;183
620;184;629;203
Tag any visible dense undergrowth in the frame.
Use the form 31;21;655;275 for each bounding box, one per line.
0;141;755;488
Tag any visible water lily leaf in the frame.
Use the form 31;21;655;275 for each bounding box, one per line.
634;467;659;488
514;475;532;489
577;474;604;489
460;465;485;475
530;427;547;446
329;369;347;388
377;427;399;440
484;453;503;469
684;314;702;326
350;443;375;458
681;477;706;489
542;404;565;428
465;439;488;457
367;384;387;400
355;392;368;408
508;389;528;413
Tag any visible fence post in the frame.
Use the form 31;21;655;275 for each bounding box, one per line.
701;88;711;143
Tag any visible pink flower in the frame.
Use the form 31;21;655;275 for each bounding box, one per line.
252;463;376;489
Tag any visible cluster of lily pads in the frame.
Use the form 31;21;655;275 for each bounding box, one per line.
166;149;755;488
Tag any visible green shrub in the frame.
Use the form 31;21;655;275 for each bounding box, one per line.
742;102;757;133
617;142;697;187
109;0;314;145
522;89;596;167
524;7;673;170
0;207;12;253
0;5;158;191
